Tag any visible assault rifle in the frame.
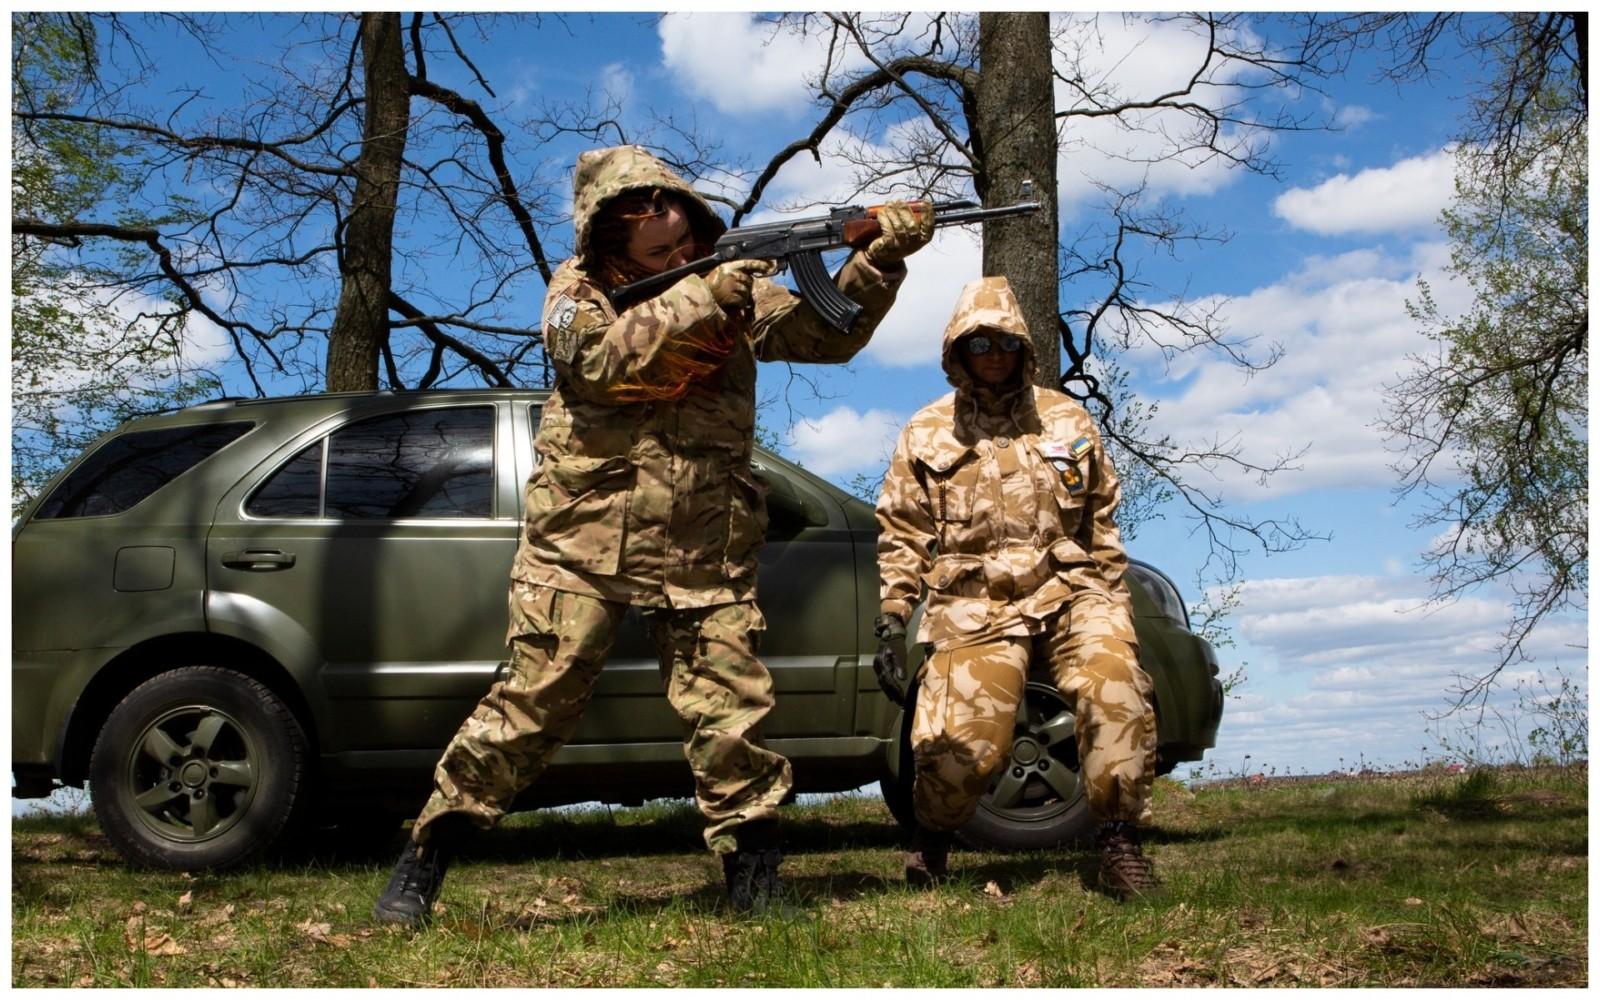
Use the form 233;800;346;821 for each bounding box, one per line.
609;182;1041;332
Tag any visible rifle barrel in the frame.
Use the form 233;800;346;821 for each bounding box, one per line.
932;202;1043;227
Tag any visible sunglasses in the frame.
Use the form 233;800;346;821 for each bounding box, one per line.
961;333;1025;355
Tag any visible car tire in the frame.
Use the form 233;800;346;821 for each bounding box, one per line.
88;666;309;871
879;680;1107;852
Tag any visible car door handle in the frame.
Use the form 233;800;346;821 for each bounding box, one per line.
221;549;296;570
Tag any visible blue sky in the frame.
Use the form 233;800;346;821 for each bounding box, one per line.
29;12;1588;787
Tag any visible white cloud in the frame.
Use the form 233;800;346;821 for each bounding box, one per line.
1273;149;1456;235
1123;243;1474;500
785;405;904;477
599;62;634;105
658;13;846;116
1194;572;1588;776
1052;13;1264;209
1335;104;1378;129
860;229;983;369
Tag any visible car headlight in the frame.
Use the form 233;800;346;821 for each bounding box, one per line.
1126;561;1188;627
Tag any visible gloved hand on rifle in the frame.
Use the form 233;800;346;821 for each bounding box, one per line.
705;259;776;313
872;613;911;703
865;202;935;269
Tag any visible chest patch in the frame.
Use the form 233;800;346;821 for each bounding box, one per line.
1037;440;1073;461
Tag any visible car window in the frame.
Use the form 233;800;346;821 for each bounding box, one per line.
245;440;324;517
35;422;254;519
327;407;493;519
248;407;494;519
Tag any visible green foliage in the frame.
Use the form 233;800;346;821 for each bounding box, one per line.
11;13;221;514
1381;18;1587;689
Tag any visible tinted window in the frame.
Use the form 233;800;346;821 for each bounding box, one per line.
36;422;253;519
245;441;324;517
324;408;494;519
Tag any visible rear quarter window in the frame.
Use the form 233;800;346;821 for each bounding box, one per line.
34;422;254;519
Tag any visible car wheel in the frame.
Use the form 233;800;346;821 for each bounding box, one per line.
958;681;1097;851
88;666;309;870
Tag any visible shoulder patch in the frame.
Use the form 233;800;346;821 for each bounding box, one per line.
1069;435;1094;459
545;294;582;364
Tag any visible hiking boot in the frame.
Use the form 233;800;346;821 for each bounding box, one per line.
373;837;452;927
904;827;951;887
1097;820;1160;900
722;846;784;914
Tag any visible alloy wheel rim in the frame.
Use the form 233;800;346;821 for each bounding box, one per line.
123;705;260;843
979;682;1083;822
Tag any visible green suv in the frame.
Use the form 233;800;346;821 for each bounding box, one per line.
12;389;1223;870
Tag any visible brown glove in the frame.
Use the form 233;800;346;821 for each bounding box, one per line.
705;259;776;313
866;201;935;268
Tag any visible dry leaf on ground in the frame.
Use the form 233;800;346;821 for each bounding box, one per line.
124;918;187;956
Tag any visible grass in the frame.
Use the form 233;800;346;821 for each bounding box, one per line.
10;764;1587;987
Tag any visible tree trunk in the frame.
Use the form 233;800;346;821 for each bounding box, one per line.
975;12;1060;386
325;13;409;391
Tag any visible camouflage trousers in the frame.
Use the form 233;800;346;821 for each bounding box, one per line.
413;582;794;855
911;596;1157;832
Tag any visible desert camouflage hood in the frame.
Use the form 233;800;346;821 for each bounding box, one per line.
940;276;1038;410
571;145;727;265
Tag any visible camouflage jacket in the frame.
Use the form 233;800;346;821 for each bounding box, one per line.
516;145;906;607
875;276;1136;648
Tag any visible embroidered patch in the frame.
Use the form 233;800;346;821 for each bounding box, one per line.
1069;435;1093;459
1064;463;1087;494
545;294;582;364
1038;440;1072;461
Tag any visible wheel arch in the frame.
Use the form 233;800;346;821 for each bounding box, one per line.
57;633;318;787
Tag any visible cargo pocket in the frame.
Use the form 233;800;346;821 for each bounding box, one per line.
918;556;989;643
723;466;769;579
523;454;633;575
505;582;559;645
920;453;979;554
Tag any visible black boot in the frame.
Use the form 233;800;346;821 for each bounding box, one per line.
904;826;951;887
721;820;783;914
1096;820;1160;900
372;818;462;927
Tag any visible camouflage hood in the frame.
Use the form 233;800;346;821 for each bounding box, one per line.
571;145;727;266
941;276;1038;411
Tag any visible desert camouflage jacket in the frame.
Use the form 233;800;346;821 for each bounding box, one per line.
875;276;1136;648
516;145;906;607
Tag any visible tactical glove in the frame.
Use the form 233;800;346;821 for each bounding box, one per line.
706;259;775;313
872;613;911;703
865;201;935;268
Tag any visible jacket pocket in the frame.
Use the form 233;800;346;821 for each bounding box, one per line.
919;453;980;537
723;466;769;578
523;455;632;575
918;556;990;641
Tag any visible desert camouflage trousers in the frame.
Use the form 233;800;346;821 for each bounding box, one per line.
413;582;794;855
911;595;1157;832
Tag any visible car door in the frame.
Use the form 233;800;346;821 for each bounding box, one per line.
206;400;520;759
